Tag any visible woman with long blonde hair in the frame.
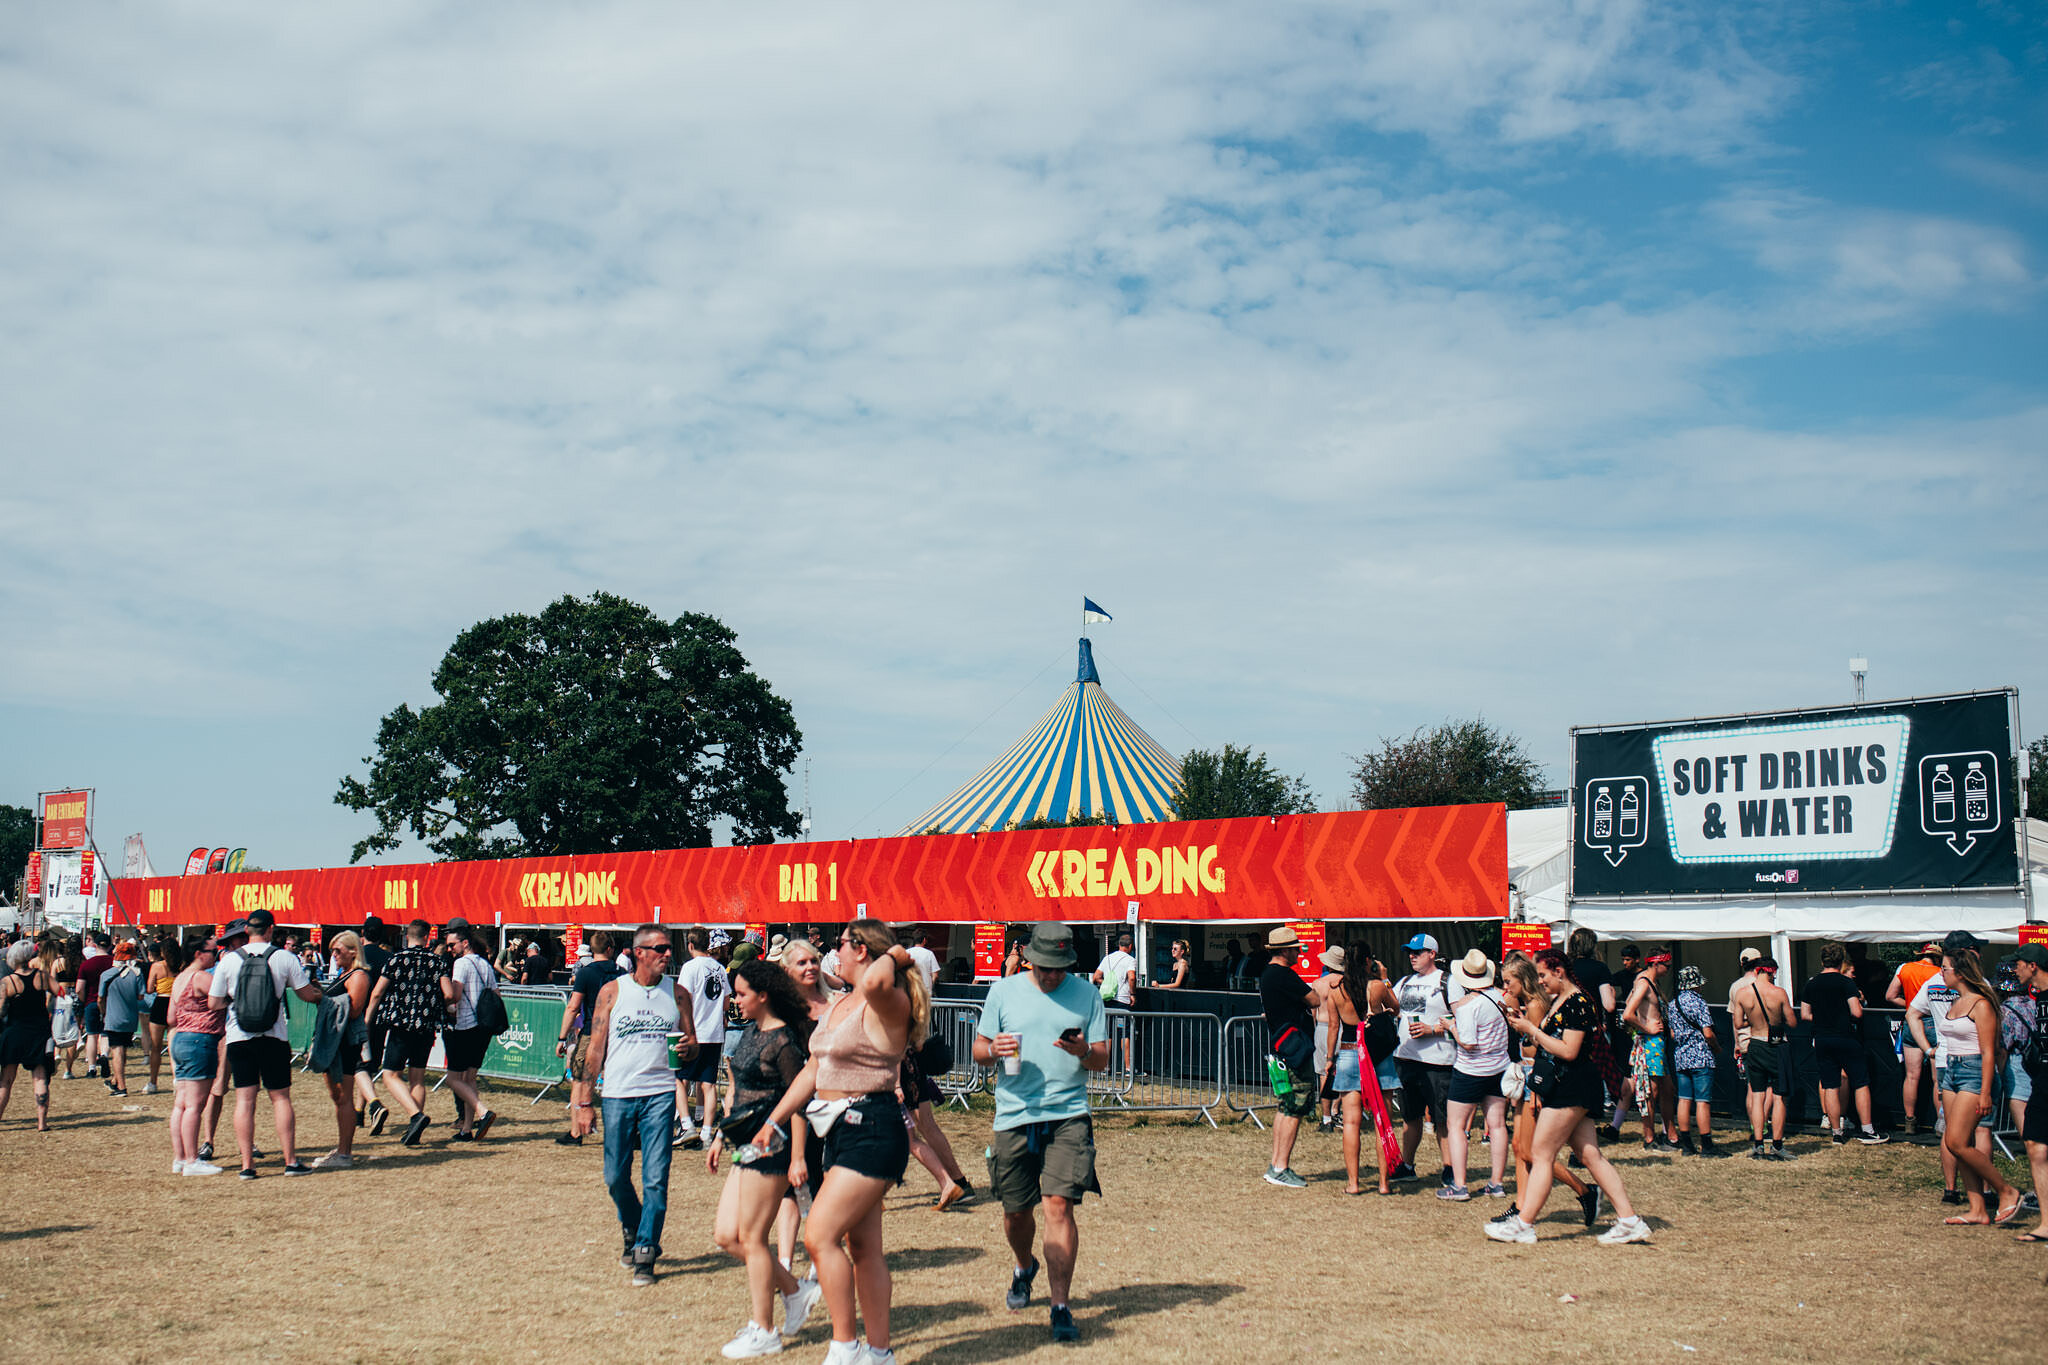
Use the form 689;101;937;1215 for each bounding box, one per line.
1937;949;2022;1226
754;920;927;1365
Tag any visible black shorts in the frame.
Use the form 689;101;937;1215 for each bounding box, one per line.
1812;1036;1869;1090
821;1094;910;1185
104;1030;136;1051
443;1026;491;1073
148;996;171;1027
1745;1042;1783;1094
382;1028;436;1072
226;1036;294;1091
1448;1068;1506;1106
677;1038;722;1085
367;1021;390;1070
2025;1064;2048;1145
1395;1058;1453;1129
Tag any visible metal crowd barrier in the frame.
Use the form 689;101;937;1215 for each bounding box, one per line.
1089;1010;1225;1127
1220;1015;1279;1128
926;1000;988;1107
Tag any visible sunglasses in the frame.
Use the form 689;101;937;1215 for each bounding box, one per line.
636;943;674;955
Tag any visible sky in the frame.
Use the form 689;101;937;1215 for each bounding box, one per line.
3;1;2044;873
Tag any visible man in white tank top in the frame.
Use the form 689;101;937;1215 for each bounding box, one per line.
585;924;699;1287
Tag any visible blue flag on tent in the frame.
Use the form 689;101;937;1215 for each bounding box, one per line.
1082;598;1112;623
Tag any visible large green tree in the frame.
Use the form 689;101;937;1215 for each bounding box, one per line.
2030;736;2048;821
1169;744;1317;820
336;593;802;862
1350;718;1543;810
0;804;33;898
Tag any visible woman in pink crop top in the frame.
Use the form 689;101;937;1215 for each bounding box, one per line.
755;919;930;1364
167;938;226;1174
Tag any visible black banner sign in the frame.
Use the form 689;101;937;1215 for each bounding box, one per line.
1571;690;2019;898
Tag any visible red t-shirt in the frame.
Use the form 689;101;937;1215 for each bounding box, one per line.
77;953;111;1005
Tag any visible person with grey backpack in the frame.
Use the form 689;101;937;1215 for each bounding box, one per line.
207;911;323;1180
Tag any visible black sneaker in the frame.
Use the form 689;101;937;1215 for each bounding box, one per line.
368;1102;390;1137
250;1147;264;1159
1579;1186;1602;1228
1596;1123;1621;1144
1941;1188;1964;1205
402;1112;431;1147
108;1087;129;1099
238;1168;259;1181
555;1132;585;1146
1655;1136;1682;1153
1831;1130;1849;1146
630;1247;655;1288
282;1161;312;1176
197;1141;213;1162
1855;1130;1890;1145
1677;1135;1697;1156
1050;1305;1079;1344
1388;1162;1418;1182
1698;1138;1730;1158
1007;1259;1039;1311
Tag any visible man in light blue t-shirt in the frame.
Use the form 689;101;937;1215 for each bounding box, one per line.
973;922;1109;1346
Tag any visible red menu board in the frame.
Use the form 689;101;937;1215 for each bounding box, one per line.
1501;922;1551;959
2019;924;2046;950
1291;920;1326;984
79;851;96;896
973;923;1006;979
564;923;584;962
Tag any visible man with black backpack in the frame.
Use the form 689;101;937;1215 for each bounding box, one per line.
444;927;501;1141
207;911;324;1179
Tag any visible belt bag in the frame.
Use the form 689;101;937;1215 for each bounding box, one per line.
1271;1025;1315;1073
804;1097;854;1138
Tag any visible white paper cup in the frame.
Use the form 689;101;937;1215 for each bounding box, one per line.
1001;1035;1022;1075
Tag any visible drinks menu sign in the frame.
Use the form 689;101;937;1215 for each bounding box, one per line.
1571;690;2020;899
973;923;1006;980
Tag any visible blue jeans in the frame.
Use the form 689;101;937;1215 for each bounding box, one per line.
602;1090;676;1254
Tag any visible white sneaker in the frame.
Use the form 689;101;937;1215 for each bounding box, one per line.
181;1161;224;1177
313;1152;355;1169
1482;1212;1536;1244
822;1341;864;1365
862;1346;896;1365
171;1159;188;1175
143;1083;160;1095
721;1323;784;1358
1597;1215;1652;1245
782;1275;821;1338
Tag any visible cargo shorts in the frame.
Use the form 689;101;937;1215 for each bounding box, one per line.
987;1115;1102;1214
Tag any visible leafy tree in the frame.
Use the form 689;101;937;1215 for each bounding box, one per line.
1011;812;1111;830
1350;718;1543;810
2030;737;2048;822
0;805;32;897
336;593;802;862
1169;744;1317;820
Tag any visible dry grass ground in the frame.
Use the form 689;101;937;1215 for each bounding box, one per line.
3;1073;2045;1364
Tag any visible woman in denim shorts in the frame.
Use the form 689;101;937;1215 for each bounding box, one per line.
1934;951;2021;1226
167;940;226;1175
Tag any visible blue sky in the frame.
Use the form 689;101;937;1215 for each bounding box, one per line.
2;1;2042;870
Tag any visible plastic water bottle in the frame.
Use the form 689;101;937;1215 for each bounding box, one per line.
1619;786;1639;838
1931;765;1954;824
735;1123;787;1166
1964;762;1988;822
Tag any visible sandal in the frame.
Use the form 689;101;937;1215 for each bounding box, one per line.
2014;1231;2048;1243
1993;1197;2024;1226
1942;1214;1990;1226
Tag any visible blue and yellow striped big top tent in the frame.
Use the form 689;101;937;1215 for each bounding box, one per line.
901;638;1183;834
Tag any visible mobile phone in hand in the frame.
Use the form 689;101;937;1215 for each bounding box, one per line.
1059;1027;1084;1045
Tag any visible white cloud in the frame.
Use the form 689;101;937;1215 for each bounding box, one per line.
0;3;2041;854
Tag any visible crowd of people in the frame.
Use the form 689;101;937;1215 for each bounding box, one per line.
1253;924;2048;1247
3;911;2046;1359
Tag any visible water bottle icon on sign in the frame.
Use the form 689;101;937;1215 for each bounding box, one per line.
1582;776;1650;866
1918;751;2001;855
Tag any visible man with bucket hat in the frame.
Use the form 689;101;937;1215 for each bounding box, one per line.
1256;925;1328;1190
973;923;1109;1344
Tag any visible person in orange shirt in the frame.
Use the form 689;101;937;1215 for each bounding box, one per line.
1887;943;1943;1134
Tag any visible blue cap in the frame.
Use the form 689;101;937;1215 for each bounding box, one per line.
1403;933;1439;953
